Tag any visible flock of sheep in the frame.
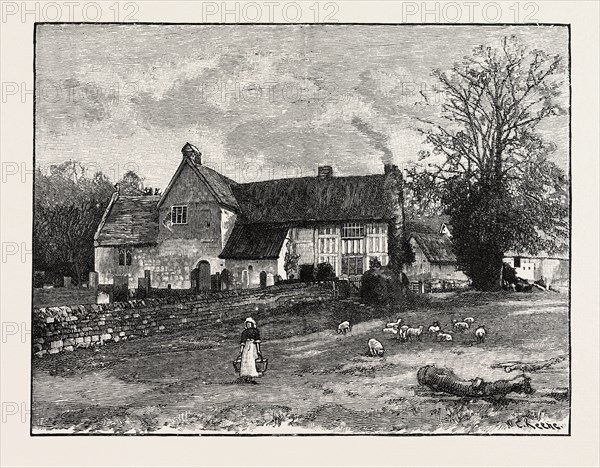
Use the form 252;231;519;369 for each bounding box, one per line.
337;317;487;357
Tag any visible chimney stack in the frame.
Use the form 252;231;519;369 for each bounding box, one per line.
317;165;333;179
384;163;399;175
182;142;202;165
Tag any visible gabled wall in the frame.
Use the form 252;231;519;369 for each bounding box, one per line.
96;161;235;290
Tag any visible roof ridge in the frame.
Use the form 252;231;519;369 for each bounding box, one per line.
238;172;386;186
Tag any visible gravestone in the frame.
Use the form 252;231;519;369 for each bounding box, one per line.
113;275;129;302
266;273;274;287
63;276;72;289
88;271;99;289
97;291;110;304
137;278;148;299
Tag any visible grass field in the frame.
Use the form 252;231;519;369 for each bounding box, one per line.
32;290;570;434
33;287;98;308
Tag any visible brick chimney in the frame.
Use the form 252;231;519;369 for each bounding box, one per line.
317;165;333;179
384;163;399;174
182;142;201;165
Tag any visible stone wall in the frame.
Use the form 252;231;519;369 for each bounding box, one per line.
32;283;336;357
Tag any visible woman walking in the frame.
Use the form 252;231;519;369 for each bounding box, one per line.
238;317;262;383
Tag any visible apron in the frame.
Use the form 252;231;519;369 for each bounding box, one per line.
240;339;259;377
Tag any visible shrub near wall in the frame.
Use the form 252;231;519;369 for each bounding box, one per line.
32;283;336;357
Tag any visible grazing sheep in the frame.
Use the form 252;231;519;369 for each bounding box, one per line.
427;321;441;335
397;324;410;342
368;338;384;357
382;327;398;335
475;325;487;344
436;331;453;342
405;325;424;342
386;318;402;329
463;317;475;324
337;321;352;335
452;319;470;332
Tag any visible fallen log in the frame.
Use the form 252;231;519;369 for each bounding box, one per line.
417;365;534;399
491;356;565;373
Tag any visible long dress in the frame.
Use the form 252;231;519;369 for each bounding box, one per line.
240;327;261;378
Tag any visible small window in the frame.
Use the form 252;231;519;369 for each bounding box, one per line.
118;248;132;266
342;223;365;238
171;205;188;224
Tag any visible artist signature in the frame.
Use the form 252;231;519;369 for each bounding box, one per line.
514;418;564;431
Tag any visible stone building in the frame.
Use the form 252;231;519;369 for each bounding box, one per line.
94;143;405;290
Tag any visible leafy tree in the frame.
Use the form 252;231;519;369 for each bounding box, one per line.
119;170;145;195
34;162;149;285
415;36;568;290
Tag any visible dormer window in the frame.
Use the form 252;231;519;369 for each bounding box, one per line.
171;205;188;224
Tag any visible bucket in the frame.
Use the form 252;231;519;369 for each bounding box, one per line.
255;358;268;374
232;357;268;374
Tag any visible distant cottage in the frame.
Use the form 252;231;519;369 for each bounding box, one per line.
403;216;469;283
94;143;405;290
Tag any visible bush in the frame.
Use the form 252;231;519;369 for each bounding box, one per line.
315;262;336;281
360;266;404;305
299;264;316;282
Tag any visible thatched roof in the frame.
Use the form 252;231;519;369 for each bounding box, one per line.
95;195;160;247
412;232;456;264
406;215;451;235
219;224;288;260
232;174;395;224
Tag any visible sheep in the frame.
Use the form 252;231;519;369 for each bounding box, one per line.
475;325;487;344
463;317;475;324
397;324;410;342
386;318;402;329
382;327;398;335
427;321;441;336
436;331;453;342
337;321;352;335
368;338;384;357
405;325;424;342
452;319;470;332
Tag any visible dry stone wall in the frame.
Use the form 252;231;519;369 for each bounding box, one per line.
32;283;336;357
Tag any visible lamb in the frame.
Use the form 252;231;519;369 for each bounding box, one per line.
405;325;424;342
436;331;453;342
368;338;384;357
382;327;398;335
475;325;487;344
452;319;470;332
463;317;475;324
337;321;352;335
397;324;410;342
427;321;441;336
386;318;402;329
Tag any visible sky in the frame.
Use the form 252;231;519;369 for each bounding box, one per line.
35;24;569;188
